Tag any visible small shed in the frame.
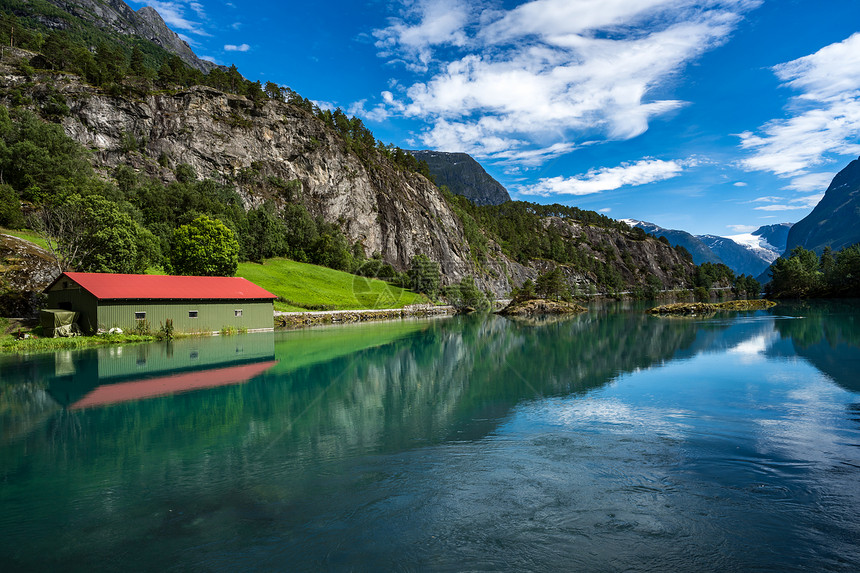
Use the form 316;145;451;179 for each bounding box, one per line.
44;272;277;335
40;309;80;338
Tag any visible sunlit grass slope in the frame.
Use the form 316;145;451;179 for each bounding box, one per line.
237;258;425;311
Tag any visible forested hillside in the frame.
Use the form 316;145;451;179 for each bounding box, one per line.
0;0;732;314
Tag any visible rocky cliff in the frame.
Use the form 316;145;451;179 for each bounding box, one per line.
0;234;56;317
409;150;511;206
785;157;860;254
20;0;217;72
0;62;696;297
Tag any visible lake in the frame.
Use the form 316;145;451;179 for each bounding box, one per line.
1;301;859;571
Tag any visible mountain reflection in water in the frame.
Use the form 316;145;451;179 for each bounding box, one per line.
0;303;858;572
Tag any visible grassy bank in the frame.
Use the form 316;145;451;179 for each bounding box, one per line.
0;332;157;353
238;258;425;311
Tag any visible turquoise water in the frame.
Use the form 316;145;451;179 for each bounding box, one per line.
1;302;859;571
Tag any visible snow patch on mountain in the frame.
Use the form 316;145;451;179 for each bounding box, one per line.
725;232;781;264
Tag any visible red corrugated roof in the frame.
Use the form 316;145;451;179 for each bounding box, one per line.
56;272;277;301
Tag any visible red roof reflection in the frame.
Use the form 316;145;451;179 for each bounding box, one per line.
69;361;278;410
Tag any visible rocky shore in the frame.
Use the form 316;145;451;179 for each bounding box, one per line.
497;298;587;316
275;304;454;328
647;300;777;317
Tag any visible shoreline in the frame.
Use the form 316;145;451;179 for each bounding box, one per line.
274;299;514;328
274;303;456;328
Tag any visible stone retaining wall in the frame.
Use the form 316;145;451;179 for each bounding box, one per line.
275;304;454;328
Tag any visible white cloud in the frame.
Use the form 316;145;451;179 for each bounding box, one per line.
599;208;612;213
490;142;577;167
733;181;748;187
727;224;756;232
373;0;474;72
188;2;206;19
370;0;759;161
518;158;692;197
780;172;834;192
348;99;392;122
197;55;221;66
312;100;337;112
224;43;251;52
753;193;823;211
739;33;860;186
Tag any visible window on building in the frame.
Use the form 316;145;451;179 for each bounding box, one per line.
134;311;146;320
234;309;243;317
188;310;198;318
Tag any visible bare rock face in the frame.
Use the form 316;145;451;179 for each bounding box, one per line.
1;70;697;299
51;81;477;284
540;217;694;290
0;234;58;318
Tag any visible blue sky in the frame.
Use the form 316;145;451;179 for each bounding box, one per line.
130;0;860;236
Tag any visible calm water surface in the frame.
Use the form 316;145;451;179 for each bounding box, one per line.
1;301;859;571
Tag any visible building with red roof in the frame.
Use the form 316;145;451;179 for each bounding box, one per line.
45;272;277;334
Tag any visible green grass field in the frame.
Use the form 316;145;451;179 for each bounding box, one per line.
237;258;425;311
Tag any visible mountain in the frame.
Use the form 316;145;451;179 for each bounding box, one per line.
699;224;790;277
625;219;795;277
753;223;793;254
623;220;724;266
698;234;772;277
0;0;702;304
10;0;217;72
785;157;860;254
409;150;511;206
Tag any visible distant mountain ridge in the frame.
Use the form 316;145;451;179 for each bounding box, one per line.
699;234;773;277
622;220;724;266
409;150;511;206
785;157;860;254
624;219;792;277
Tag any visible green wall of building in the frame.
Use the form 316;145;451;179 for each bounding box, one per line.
46;282;274;334
97;300;273;334
45;283;99;333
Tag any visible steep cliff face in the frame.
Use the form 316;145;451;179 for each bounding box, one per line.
30;0;217;72
409;150;511;206
785;158;860;254
0;67;697;297
542;218;694;291
39;80;474;282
